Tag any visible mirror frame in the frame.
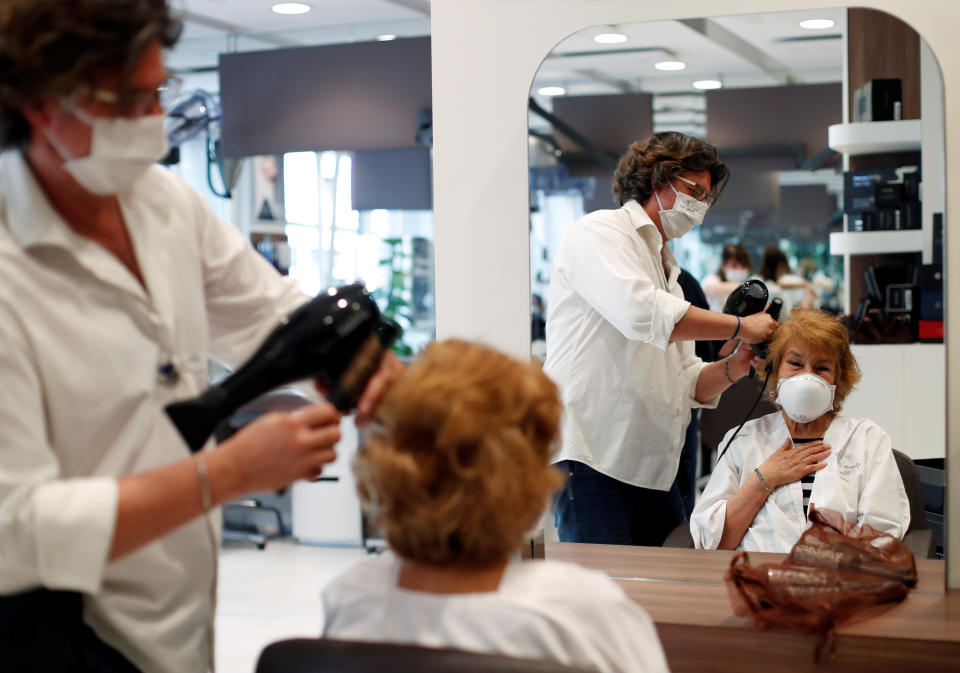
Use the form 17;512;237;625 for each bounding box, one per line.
430;0;957;585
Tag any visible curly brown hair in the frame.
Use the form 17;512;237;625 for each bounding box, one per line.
0;0;182;149
612;131;729;207
761;309;862;414
355;340;564;568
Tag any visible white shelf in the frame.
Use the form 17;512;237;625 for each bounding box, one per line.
827;120;922;155
249;221;287;236
829;229;923;255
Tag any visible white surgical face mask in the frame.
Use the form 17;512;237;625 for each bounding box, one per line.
44;103;169;196
725;268;749;283
776;372;836;423
654;181;708;239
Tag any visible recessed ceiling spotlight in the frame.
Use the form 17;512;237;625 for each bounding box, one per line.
537;86;566;97
377;34;397;41
799;18;835;30
692;79;723;90
594;32;628;44
272;2;312;15
655;61;686;71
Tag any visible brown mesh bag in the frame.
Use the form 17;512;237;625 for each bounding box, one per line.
725;506;917;660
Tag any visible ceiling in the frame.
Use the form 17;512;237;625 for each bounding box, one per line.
535;9;844;96
169;0;431;72
169;3;842;96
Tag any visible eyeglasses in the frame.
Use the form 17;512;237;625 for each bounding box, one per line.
85;74;183;117
674;175;711;204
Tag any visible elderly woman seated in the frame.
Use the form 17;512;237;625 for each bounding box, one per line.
321;340;669;673
690;309;909;553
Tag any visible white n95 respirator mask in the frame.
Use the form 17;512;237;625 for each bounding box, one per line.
44;104;169;196
775;372;836;423
654;181;708;239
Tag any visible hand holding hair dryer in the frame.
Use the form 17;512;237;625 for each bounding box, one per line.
165;283;398;452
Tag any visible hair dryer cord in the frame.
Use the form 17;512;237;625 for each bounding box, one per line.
715;365;774;466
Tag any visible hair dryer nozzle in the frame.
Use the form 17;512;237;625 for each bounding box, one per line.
722;279;769;317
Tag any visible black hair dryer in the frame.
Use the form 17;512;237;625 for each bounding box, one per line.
722;279;783;359
165;283;399;453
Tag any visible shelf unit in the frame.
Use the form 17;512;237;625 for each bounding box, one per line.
827;120;922;155
829;229;923;255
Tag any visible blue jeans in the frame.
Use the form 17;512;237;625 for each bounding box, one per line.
552;460;687;546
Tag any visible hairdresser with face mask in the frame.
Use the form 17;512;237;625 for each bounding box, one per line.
545;132;777;546
0;3;401;673
690;309;909;553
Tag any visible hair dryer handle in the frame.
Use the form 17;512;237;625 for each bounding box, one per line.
750;298;783;361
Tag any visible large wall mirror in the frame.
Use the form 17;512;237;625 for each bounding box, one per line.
525;8;946;557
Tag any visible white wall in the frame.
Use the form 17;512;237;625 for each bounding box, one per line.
430;0;959;585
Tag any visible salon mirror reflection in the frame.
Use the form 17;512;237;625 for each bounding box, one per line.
529;8;945;558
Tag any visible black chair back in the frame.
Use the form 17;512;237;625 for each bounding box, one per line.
892;449;927;533
256;638;595;673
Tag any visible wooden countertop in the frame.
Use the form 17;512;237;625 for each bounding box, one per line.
546;543;960;672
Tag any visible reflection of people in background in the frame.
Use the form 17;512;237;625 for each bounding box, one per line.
324;341;670;673
702;244;752;313
544;132;777;547
690;309;909;552
759;247;817;319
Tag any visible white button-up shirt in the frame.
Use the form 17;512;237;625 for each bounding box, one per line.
0;150;305;673
690;412;910;553
544;200;717;491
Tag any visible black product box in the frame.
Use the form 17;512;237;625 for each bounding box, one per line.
918;265;944;321
853;78;903;122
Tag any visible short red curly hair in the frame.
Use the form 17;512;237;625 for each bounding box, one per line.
354;340;563;568
761;309;862;413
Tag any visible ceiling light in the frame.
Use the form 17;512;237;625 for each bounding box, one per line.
594;32;628;44
377;34;397;41
272;2;311;15
655;61;686;71
537;86;566;97
799;18;835;30
692;79;722;90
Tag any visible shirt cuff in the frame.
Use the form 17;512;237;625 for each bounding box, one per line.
685;360;720;409
34;477;118;593
649;290;690;350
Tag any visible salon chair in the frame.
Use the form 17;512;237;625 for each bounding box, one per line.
213;387;313;550
256;639;595;673
663;449;936;559
893;449;937;559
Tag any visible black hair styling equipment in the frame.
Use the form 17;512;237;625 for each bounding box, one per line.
715;280;783;464
166;283;399;452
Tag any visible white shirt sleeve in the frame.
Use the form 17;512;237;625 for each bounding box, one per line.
187;186;307;368
690;427;741;550
679;341;716;409
560;215;690;350
857;425;910;539
0;303;117;594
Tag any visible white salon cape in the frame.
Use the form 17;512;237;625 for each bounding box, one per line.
322;552;670;673
0;150;305;673
690;411;910;553
544;199;717;490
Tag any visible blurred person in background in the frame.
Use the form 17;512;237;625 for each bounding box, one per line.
759;247;817;320
702;244;752;313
